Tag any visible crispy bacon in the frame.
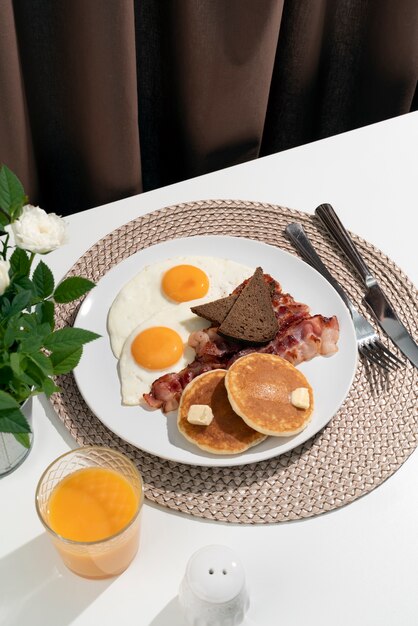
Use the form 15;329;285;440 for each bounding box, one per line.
143;373;183;412
252;314;339;365
143;275;339;412
143;359;226;411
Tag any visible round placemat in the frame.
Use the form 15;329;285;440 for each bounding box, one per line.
52;200;417;523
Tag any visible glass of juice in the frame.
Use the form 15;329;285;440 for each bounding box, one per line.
35;446;144;579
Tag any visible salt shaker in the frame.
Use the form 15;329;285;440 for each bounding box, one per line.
178;545;249;626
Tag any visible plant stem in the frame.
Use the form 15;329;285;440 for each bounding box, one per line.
1;232;9;259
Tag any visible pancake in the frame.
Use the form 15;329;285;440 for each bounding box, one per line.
177;369;267;454
225;353;314;436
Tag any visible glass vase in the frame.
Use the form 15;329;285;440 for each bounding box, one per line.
0;396;33;477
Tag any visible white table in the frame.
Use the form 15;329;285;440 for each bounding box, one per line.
1;112;417;626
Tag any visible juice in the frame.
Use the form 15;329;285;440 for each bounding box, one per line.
45;466;142;578
48;467;138;542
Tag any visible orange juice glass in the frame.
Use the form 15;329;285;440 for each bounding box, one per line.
35;446;144;579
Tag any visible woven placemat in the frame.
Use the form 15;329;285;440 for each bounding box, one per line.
52;200;417;523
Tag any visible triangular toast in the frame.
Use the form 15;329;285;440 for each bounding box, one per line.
218;267;278;343
191;294;238;325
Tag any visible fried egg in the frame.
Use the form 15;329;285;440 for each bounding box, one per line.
118;303;210;405
108;256;252;358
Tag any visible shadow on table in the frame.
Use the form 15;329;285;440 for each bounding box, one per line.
0;533;113;626
149;595;261;626
39;394;79;450
148;597;184;626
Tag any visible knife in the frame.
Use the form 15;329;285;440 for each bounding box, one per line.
315;203;418;369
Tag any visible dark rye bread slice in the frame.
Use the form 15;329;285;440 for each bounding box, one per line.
191;294;238;325
218;267;278;343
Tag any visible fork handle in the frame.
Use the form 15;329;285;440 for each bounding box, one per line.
315;203;377;288
285;222;356;314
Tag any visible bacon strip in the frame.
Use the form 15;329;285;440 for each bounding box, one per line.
143;360;225;412
143;275;339;412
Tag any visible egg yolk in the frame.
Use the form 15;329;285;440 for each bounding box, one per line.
162;265;209;302
131;327;184;370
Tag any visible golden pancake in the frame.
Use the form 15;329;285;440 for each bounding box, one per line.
225;353;314;436
178;369;267;454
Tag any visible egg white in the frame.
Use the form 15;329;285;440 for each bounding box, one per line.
108;256;253;358
118;303;211;405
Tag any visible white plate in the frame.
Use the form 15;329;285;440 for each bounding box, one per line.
73;235;357;467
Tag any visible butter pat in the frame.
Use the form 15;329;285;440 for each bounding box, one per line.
291;387;310;410
187;404;214;426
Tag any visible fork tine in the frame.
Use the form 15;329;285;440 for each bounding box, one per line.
359;345;390;371
375;340;404;366
369;341;402;370
362;343;397;371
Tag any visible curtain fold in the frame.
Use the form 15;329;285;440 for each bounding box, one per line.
0;0;417;215
11;0;142;212
0;0;37;199
261;0;418;155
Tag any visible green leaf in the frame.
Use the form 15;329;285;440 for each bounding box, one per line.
0;211;9;229
50;346;83;375
5;315;51;351
0;409;31;434
0;390;31;434
19;312;39;331
53;276;95;303
9;248;30;277
14;276;35;293
0;165;25;216
42;377;60;397
17;335;43;353
32;260;54;299
0;364;13;385
0;389;25;411
3;321;18;349
23;357;45;386
36;300;55;329
6;290;32;318
13;432;31;448
44;327;100;351
28;351;53;377
4;377;33;405
0;296;11;318
11;369;38;389
10;352;24;377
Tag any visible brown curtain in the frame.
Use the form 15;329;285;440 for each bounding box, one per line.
1;0;417;215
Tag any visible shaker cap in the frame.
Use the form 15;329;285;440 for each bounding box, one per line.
185;544;246;604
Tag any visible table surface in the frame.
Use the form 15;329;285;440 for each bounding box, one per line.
1;112;417;626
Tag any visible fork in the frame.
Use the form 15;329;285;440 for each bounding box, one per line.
285;222;403;372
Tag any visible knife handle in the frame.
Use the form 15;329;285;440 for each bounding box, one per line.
315;203;377;288
285;222;355;314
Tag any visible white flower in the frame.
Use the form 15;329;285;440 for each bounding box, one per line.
0;259;10;296
8;205;68;254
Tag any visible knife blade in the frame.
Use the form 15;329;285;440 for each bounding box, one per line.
315;203;418;369
363;283;418;367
